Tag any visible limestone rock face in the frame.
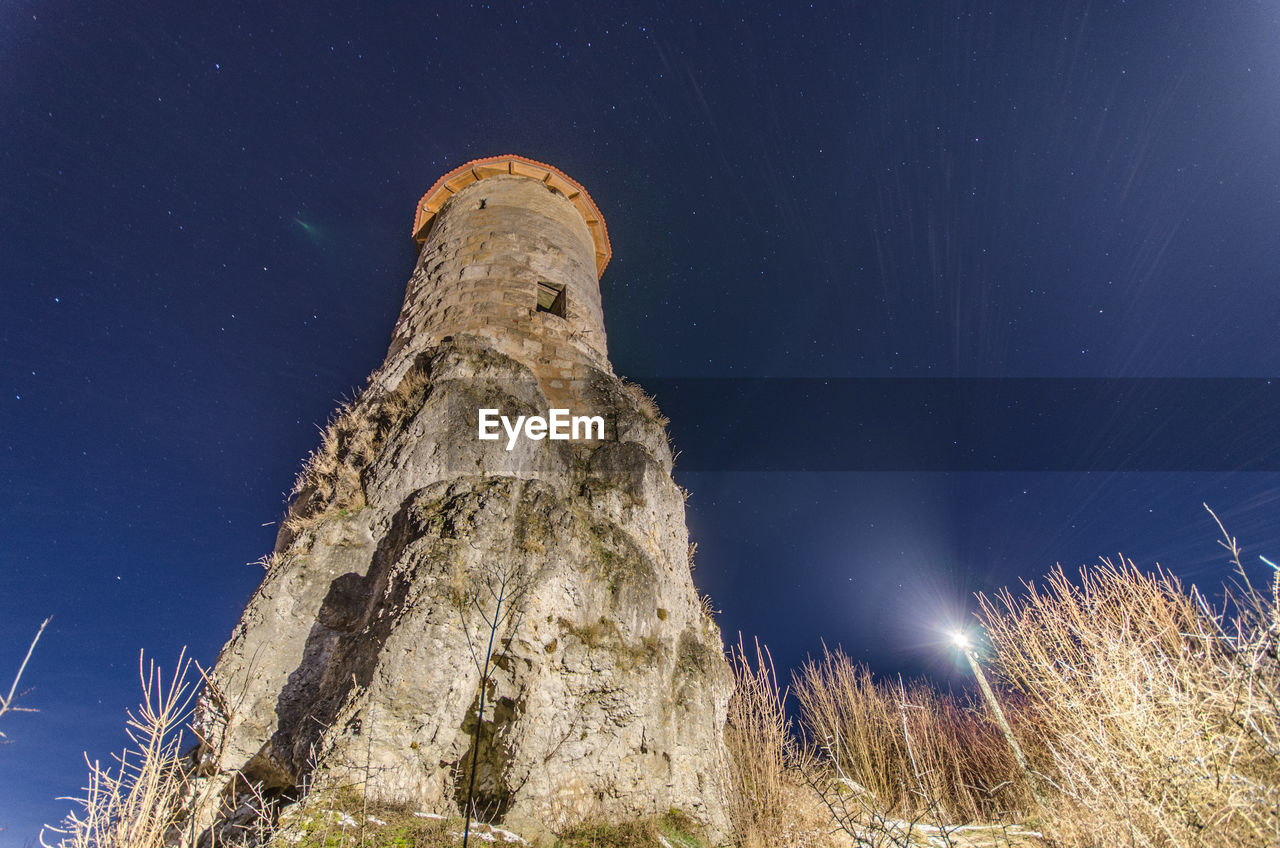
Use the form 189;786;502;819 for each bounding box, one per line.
191;159;732;843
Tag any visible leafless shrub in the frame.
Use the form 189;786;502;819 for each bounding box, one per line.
451;558;533;847
977;509;1280;848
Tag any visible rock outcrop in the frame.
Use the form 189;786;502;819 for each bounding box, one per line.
190;157;732;844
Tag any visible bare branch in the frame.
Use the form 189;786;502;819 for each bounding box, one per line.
0;616;51;737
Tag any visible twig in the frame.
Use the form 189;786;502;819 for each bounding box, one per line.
0;616;51;736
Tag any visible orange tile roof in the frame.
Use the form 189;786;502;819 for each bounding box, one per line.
412;155;611;276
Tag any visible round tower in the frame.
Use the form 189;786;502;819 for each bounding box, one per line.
190;156;732;846
383;155;612;398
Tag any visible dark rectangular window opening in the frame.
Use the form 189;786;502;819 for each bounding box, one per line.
536;281;567;318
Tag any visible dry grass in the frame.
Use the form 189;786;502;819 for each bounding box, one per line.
724;635;792;848
280;795;514;848
41;652;221;848
619;380;669;428
780;512;1280;848
555;810;706;847
285;362;431;537
697;590;720;623
724;632;1037;848
721;633;846;848
792;647;1036;837
41;652;278;848
977;513;1280;848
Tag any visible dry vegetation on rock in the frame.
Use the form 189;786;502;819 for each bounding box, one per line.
284;362;432;537
618;380;669;429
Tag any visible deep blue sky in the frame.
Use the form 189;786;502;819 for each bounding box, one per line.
3;1;1279;842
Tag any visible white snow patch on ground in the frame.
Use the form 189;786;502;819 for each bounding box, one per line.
445;823;528;844
488;826;528;844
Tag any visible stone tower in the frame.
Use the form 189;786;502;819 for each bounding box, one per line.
192;156;733;842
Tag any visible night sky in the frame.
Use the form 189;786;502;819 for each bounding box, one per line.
3;1;1280;842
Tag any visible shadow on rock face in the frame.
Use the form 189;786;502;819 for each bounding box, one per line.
452;687;529;822
268;500;419;781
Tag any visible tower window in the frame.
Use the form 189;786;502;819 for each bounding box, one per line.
536;281;566;318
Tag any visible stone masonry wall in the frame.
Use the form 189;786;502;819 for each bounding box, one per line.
379;175;609;410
